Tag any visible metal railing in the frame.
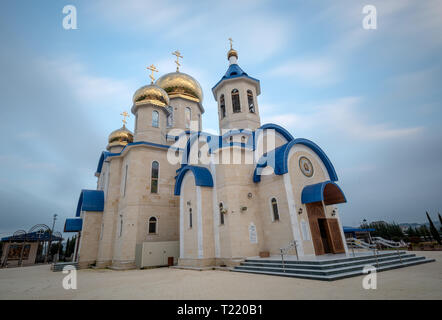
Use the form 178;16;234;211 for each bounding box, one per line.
346;237;380;267
371;237;407;264
279;240;298;272
346;236;408;266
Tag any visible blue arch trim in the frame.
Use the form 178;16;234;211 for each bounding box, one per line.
96;141;184;175
253;138;338;183
76;190;105;217
96;151;115;175
258;123;295;142
174;165;214;196
301;181;347;204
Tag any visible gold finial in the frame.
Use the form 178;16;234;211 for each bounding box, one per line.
146;64;159;84
227;38;238;61
120;111;129;127
172;50;183;72
228;38;233;50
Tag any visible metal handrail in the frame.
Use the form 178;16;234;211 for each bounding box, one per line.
346;237;380;267
371;237;407;264
279;240;298;272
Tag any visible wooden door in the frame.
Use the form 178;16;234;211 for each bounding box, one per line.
326;219;345;254
306;203;325;255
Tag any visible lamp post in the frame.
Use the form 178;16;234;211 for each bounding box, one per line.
44;214;58;263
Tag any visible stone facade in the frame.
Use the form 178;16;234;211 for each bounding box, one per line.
70;47;348;269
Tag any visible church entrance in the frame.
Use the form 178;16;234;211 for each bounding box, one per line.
301;181;347;256
306;202;345;255
307;202;345;255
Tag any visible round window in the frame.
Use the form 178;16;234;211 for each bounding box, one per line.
299;156;314;177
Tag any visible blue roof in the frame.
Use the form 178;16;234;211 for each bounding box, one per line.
174;165;214;196
253;138;338;183
180;124;295;165
301;181;346;204
96;151;115;175
212;63;260;95
64;218;83;232
1;231;63;242
96;142;184;175
76;190;104;217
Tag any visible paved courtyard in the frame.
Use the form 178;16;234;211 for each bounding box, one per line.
0;251;441;300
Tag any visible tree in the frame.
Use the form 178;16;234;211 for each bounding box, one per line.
438;213;442;232
65;237;71;257
426;212;441;245
406;227;415;237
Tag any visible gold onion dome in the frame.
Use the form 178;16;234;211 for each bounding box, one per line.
155;72;203;103
132;84;170;107
227;48;238;60
108;125;134;148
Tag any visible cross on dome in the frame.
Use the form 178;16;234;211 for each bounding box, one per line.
172;50;183;72
146;64;159;84
120;111;129;127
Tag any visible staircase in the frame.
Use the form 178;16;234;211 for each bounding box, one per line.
52;261;78;272
233;251;435;281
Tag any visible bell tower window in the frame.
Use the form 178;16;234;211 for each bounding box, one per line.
231;89;241;113
152;110;159;128
220;94;226;118
247;90;255;113
185;107;191;129
166;106;173;128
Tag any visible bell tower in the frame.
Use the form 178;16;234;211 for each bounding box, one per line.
212;39;261;132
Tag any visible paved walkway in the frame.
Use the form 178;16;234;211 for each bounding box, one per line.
0;251;441;300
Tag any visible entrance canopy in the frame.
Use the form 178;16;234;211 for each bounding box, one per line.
301;181;346;205
64;218;83;232
76;190;104;217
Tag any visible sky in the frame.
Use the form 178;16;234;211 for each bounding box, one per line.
0;0;441;237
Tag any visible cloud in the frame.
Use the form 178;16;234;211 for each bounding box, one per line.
92;0;292;62
41;57;134;107
267;57;338;86
262;97;423;141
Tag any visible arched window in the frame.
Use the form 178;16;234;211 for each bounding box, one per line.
271;197;279;221
219;203;225;225
185;107;191;129
198;114;201;131
166;106;173;128
231;89;241;113
220;94;226;118
189;208;193;228
151;161;159;193
148;217;157;234
247;90;255;113
152;110;159;127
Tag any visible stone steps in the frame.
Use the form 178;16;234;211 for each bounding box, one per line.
232;252;435;281
51;262;78;272
240;252;415;271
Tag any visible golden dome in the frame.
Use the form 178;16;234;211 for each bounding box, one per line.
227;48;238;60
132;84;169;107
155;72;203;103
107;125;134;149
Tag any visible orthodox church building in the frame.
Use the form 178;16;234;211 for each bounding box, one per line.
65;44;348;269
